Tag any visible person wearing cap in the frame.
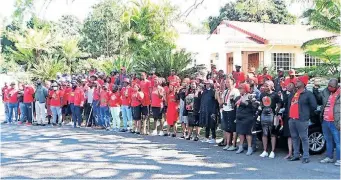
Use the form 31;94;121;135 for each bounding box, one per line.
99;84;110;130
7;82;19;124
151;77;165;136
284;69;298;88
2;82;9;124
72;80;85;128
48;82;63;126
235;83;257;155
232;64;246;88
120;78;133;132
131;83;144;134
34;80;48;125
274;68;285;92
139;72;152;134
109;84;121;132
259;80;282;159
218;75;240;150
199;79;218;144
288;75;317;163
313;78;340;166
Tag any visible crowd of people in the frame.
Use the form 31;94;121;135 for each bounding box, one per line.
1;64;340;166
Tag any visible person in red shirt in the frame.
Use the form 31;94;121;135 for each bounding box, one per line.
23;83;35;125
61;82;72;124
167;69;180;84
165;82;179;137
284;69;298;89
2;82;9;124
257;67;273;87
92;81;101;127
7;82;18;123
151;77;165;136
131;83;144;134
49;82;63;126
72;80;85;128
232;65;246;88
140;72;152;134
99;84;110;129
109;84;121;131
120;78;133;132
131;73;141;87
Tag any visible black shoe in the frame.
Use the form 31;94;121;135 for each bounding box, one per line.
163;133;169;136
289;157;300;161
193;137;199;141
136;132;140;135
218;141;226;147
41;124;46;126
180;135;185;139
302;158;310;164
185;137;191;140
171;134;176;137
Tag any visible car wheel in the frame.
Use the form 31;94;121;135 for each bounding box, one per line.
308;129;326;155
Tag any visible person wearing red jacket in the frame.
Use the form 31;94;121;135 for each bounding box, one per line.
131;83;144;134
49;82;63;126
109;84;121;132
23;83;35;125
7;82;18;123
99;84;110;129
120;78;133;132
72;80;85;128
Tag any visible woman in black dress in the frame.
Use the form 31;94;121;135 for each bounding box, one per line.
282;82;295;159
235;83;257;155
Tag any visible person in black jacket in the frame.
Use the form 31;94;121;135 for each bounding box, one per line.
288;76;317;164
199;80;217;144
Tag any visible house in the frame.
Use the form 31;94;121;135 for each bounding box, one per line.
205;21;336;74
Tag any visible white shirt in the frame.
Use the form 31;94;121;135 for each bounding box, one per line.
87;88;94;103
221;88;240;111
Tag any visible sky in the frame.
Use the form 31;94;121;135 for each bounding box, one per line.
0;0;309;27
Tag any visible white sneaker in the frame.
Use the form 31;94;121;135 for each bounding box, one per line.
260;151;269;158
151;130;158;136
223;145;230;150
269;151;275;159
208;139;216;144
201;138;209;143
335;160;340;166
320;157;334;163
158;131;164;136
156;121;160;127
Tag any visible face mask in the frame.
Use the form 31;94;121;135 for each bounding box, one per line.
53;87;58;90
328;87;337;93
37;83;41;86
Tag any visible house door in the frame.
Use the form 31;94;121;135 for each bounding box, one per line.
228;57;233;73
248;53;259;72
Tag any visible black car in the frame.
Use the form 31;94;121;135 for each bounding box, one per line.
255;87;326;155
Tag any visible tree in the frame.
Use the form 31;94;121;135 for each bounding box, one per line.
80;0;126;58
301;0;340;63
60;38;82;73
56;15;82;38
208;0;296;33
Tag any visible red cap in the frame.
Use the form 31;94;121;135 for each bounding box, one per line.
289;69;296;76
238;83;251;93
298;75;309;86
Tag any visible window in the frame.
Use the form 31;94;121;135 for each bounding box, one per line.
305;54;322;67
271;53;294;71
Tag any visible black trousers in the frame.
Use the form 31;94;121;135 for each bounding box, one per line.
205;126;216;139
84;103;95;126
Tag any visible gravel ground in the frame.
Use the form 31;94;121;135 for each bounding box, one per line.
1;123;340;179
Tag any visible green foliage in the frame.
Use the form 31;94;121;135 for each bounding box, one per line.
80;0;126;58
295;63;340;78
59;37;82;73
301;0;340;64
30;55;68;81
56;15;82;38
208;0;296;33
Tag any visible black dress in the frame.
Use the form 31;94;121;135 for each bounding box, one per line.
236;96;256;135
281;91;294;137
199;89;217;128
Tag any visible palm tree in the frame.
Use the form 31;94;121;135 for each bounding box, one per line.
60;37;82;73
30;55;68;81
301;0;340;63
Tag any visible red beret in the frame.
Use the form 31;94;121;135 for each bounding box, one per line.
238;83;251;93
249;77;258;84
298;75;309;86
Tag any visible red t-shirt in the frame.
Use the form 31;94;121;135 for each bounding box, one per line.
131;91;144;107
289;89;303;119
23;86;35;103
140;79;151;106
232;71;246;88
132;78;141;87
49;90;63;107
73;87;85;106
257;74;273;85
68;89;75;103
99;90;109;107
93;88;100;101
8;88;18;103
63;88;71;105
97;79;104;86
121;86;132;106
108;92;121;107
3;87;9;102
167;75;180;84
324;88;340;121
151;86;164;107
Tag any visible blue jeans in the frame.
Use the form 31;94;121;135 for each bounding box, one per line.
24;102;33;123
92;100;99;125
73;106;82;127
50;106;62;124
4;102;9;122
8;103;18;123
70;103;75;121
121;105;132;129
322;120;340;160
100;106;110;127
19;102;26;122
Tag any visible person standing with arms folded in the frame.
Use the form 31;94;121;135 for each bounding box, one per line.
288;75;317;164
313;78;340;166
